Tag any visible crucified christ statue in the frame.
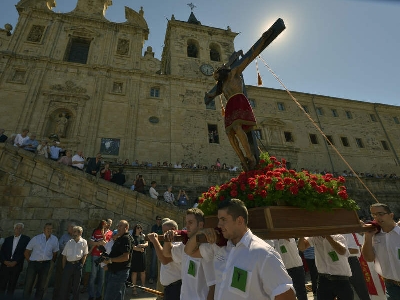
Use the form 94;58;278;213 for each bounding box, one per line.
205;18;285;171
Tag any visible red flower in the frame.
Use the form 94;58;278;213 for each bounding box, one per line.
240;184;246;191
219;195;225;201
337;176;346;183
247;194;254;201
260;190;267;198
275;182;285;190
289;186;299;195
230;190;238;198
270;156;277;161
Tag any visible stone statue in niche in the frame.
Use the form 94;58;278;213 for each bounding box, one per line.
116;39;129;55
27;25;45;43
55;112;69;138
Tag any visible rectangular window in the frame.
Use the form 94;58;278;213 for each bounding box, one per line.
309;134;318;145
277;102;285;111
381;140;389;150
248;98;256;108
355;138;364;148
65;37;91;64
341;137;350;147
316;107;324;116
150;87;160;97
206;99;216;110
302;105;309;113
326;135;334;145
331;109;339;117
254;129;262;140
394;117;400;124
208;124;219;144
345;111;353;119
370;114;377;122
284;131;293;142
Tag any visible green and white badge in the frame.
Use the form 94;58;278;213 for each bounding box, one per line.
328;251;339;262
187;260;196;277
231;266;248;292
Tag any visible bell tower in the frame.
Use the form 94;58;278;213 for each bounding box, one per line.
160;10;238;79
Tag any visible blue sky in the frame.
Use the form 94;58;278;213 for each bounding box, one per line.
1;0;400;106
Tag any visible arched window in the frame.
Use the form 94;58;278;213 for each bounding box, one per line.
209;43;221;62
187;40;199;58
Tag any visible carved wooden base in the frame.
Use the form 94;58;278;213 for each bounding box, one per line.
204;206;367;239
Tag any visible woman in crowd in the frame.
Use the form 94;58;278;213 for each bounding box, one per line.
100;163;112;181
130;224;148;295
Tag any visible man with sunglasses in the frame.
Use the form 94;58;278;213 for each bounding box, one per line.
362;203;400;299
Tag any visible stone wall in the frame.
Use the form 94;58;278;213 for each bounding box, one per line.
0;143;187;239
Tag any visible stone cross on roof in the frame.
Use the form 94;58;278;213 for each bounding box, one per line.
187;3;196;11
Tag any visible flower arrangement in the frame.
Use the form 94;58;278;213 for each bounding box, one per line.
198;152;359;216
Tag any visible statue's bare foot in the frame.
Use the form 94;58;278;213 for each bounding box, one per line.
240;158;249;172
247;157;256;170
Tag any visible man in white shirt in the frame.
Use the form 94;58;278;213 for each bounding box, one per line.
298;235;353;300
149;181;159;200
185;199;296;300
272;239;307;300
13;128;29;147
148;219;182;300
60;226;88;300
343;233;370;300
362;203;400;299
163;208;215;300
23;223;59;300
71;150;85;170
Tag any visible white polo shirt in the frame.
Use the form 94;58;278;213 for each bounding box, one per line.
26;234;59;261
72;154;85;169
62;237;88;262
273;239;303;269
372;225;400;281
161;242;182;286
200;230;293;300
307;235;351;277
344;233;363;258
171;242;214;300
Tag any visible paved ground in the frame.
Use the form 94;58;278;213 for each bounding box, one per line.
13;280;317;300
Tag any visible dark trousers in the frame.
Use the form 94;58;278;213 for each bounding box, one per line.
385;279;400;300
59;262;83;300
164;280;182;300
103;269;130;300
23;260;51;300
287;266;308;300
52;255;64;300
305;258;318;294
317;275;354;300
0;264;21;296
348;257;370;300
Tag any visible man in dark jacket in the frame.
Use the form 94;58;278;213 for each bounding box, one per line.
86;153;102;176
111;168;126;186
0;223;30;297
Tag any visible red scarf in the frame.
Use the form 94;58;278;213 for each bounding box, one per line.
352;233;385;295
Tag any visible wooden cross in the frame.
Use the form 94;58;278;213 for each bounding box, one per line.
205;18;286;168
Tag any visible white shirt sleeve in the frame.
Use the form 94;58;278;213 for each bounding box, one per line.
171;242;184;263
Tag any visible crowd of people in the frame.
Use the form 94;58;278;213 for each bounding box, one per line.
0;200;399;300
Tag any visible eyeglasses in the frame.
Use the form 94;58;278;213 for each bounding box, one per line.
371;212;389;218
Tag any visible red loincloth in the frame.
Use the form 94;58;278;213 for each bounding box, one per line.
224;93;257;133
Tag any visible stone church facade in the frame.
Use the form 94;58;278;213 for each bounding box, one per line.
1;0;399;175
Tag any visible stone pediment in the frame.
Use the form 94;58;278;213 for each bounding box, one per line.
16;0;55;13
64;26;101;39
125;7;149;37
260;118;285;127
